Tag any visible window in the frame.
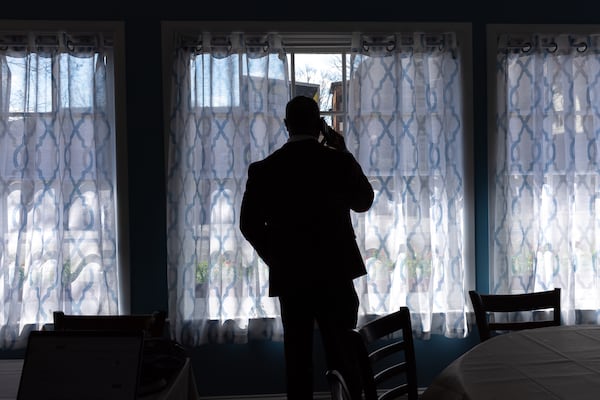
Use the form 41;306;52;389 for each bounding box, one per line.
163;21;474;345
0;22;127;349
488;25;600;323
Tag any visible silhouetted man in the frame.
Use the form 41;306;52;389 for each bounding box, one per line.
240;95;374;399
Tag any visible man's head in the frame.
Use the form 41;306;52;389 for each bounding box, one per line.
284;95;321;137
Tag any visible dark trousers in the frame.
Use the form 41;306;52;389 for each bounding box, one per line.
278;281;361;400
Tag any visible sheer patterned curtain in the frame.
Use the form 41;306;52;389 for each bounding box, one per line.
167;30;471;345
0;32;119;349
166;33;289;345
492;33;600;325
347;33;470;338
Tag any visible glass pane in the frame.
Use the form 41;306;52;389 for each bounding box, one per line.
60;53;97;109
7;55;53;113
288;53;348;133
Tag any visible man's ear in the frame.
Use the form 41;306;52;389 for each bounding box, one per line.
315;117;322;131
284;118;289;130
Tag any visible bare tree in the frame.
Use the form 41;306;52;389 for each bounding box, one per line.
294;55;341;112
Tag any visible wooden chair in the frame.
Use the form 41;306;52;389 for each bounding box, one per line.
351;306;419;400
52;310;167;338
469;288;561;342
325;369;353;400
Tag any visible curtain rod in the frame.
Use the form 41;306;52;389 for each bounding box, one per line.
0;33;114;49
500;35;589;53
179;32;453;52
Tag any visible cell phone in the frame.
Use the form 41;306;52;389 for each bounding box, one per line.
320;117;335;144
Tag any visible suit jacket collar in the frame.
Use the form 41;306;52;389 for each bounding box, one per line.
286;134;319;144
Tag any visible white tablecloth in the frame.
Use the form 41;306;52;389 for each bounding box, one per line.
422;325;600;400
0;357;199;400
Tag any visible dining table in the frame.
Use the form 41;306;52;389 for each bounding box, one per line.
421;325;600;400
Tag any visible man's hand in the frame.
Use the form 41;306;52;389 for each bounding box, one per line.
324;127;348;152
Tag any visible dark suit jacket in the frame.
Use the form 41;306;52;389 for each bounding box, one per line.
240;137;374;296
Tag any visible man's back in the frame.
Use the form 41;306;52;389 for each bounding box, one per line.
240;137;373;295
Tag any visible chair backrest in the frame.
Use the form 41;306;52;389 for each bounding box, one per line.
469;288;561;342
325;369;353;400
53;310;167;338
352;306;419;400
